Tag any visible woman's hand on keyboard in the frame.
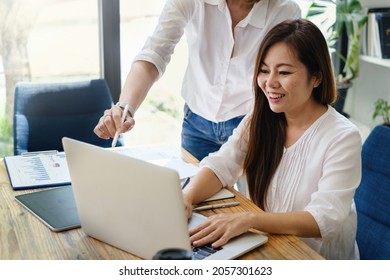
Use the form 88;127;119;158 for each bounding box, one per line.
189;212;253;248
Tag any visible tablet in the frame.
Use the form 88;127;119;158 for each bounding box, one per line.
15;185;81;232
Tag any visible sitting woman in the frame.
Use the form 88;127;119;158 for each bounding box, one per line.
183;19;362;260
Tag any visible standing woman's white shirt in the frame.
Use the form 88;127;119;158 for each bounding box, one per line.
201;106;362;260
134;0;302;122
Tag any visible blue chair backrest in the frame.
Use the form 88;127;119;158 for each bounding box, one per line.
355;125;390;260
13;79;121;155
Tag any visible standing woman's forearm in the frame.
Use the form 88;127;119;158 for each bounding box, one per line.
94;60;159;139
119;60;159;113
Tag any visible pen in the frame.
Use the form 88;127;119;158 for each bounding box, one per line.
112;104;129;148
193;201;240;211
181;177;190;189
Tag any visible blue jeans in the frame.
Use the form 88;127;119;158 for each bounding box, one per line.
181;104;245;161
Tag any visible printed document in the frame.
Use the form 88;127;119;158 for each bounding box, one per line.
4;152;71;190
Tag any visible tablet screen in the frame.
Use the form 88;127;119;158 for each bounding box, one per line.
15;186;80;232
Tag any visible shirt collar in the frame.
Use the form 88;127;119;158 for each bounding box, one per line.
205;0;222;5
246;0;268;28
205;0;226;11
205;0;268;28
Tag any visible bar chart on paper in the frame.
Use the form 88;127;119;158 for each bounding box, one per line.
4;152;71;190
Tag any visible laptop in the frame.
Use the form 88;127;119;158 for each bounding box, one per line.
62;137;268;260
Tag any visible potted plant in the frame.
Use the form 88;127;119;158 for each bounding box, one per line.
372;98;390;127
306;0;368;117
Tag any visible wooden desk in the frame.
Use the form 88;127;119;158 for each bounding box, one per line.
0;155;323;260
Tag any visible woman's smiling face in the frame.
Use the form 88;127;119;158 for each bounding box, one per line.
257;42;321;116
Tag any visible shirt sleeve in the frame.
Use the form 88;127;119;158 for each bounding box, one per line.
274;0;302;20
200;115;251;187
133;0;194;77
305;126;362;240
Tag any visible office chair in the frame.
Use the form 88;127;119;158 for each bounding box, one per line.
13;79;123;155
354;125;390;260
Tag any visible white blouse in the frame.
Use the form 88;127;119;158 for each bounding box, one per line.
200;106;362;259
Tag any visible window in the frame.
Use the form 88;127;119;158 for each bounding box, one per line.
298;0;336;41
0;0;100;156
119;0;186;147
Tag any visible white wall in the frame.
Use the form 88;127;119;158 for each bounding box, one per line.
345;59;390;128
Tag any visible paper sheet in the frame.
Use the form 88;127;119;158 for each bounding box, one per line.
113;144;234;201
113;144;200;180
4;152;71;190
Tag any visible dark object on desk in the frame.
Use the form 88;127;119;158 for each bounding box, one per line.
13;79;123;155
14;185;80;232
181;177;191;189
152;248;192;260
354;125;390;260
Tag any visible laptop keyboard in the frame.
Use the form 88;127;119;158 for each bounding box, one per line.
192;244;222;260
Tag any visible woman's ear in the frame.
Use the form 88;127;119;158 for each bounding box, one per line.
313;72;322;88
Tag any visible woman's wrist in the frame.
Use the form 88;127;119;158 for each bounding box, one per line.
245;211;263;230
182;191;193;205
115;102;135;118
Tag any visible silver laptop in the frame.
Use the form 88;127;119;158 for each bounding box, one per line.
62;137;268;260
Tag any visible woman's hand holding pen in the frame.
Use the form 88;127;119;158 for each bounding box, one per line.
94;104;135;141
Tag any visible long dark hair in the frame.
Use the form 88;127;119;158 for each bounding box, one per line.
243;19;337;209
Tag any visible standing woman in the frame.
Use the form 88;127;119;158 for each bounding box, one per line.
94;0;301;161
183;19;362;260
